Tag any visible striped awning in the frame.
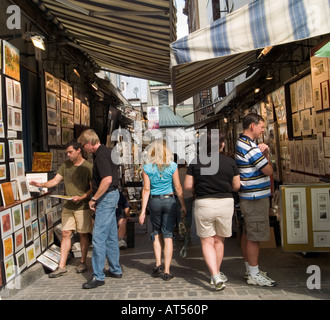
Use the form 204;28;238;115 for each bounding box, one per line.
30;0;176;84
170;0;330;104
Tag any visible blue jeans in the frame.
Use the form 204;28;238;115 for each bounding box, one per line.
149;197;176;239
92;189;121;281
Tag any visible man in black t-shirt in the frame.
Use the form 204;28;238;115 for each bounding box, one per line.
78;129;121;289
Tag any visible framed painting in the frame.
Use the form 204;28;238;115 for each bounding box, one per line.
60;81;68;98
39;216;46;234
37;254;58;271
12;107;22;131
3;40;20;81
62;128;73;145
40;232;47;251
22;200;31;226
0;142;5;162
290;82;297;113
292;112;301;137
26;243;36;267
47;107;57;125
67;85;73;100
313;232;330;247
284;187;308;244
316;112;325;133
15;248;27;273
44;72;54;91
0;209;13;239
2;235;14;259
303;140;312;174
304;74;313;109
9;162;16;181
313;86;322;111
11;204;23;232
14;158;25;178
0;122;4;138
0;164;6;181
74;98;81;124
13;139;24;158
296;78;305;111
11;181;18;201
32;219;39;240
34;237;41;257
14;228;24;253
48;228;54;246
5;77;14;106
53;77;60;94
0;181;15;207
321;80;330;110
295;140;304;172
68;99;74;114
13;80;21;108
47;125;57;145
8;140;14;158
300;109;312;136
30;198;38;221
4;255;16;283
61;97;68;112
17;177;31;201
25;223;33;244
38;197;46;217
46;90;56;109
44;248;60;263
311;188;330;231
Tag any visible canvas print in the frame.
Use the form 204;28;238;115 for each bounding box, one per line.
11;204;23;232
0;209;13;239
3;40;20;81
14;228;24;253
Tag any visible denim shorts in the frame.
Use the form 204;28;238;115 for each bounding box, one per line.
149;197;176;239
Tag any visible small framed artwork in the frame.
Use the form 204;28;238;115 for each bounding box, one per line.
47;125;57;145
54;77;60;94
44;248;60;263
26;243;36;267
46;212;53;229
296;78;305;111
46;90;56;109
7;105;14;130
14;228;24;253
44;72;54;91
47;107;57;125
40;232;47;251
34;237;41;257
317;133;324;160
2;235;14;259
39;216;47;234
25;223;33;244
68;99;74;114
3;40;20;81
17;177;31;201
62;128;73;145
48;228;54;246
0;142;5;162
324;137;330;157
60;81;68;98
0;122;4;138
292;112;301;137
4;255;16;283
301;109;312;136
74;98;81;124
61;97;68;112
12;180;18;201
0;181;15;206
8;140;15;158
38;197;46;217
14;158;25;178
321;80;329;110
13;139;24;158
0;209;13;239
22;200;31;226
295;140;304;172
67;85;73;100
13;80;21;108
37;254;58;271
316;112;326;133
56;123;61;145
5;77;14;106
30;199;38;221
15;248;27;273
304;75;313;109
0;164;6;180
314;86;322;111
11;204;23;232
9;162;16;181
311;141;320;175
32;220;39;240
303;140;312;173
290;82;297;113
12;107;22;131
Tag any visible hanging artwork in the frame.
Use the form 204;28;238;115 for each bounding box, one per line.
14;228;24;253
11;204;23;232
3;40;20;81
0;209;13;238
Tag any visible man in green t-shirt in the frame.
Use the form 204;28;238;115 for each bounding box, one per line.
30;140;93;278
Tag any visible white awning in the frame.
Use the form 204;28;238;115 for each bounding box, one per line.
170;0;330;104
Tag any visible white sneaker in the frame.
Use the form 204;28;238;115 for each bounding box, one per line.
118;239;127;249
244;270;268;280
247;272;276;287
210;272;228;284
214;280;226;291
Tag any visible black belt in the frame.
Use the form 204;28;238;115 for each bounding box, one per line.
150;194;175;199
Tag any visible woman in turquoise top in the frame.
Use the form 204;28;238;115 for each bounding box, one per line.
139;139;186;281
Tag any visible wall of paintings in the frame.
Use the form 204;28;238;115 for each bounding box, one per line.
0;40;63;287
281;184;330;252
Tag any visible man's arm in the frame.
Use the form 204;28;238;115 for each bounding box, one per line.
30;174;63;189
88;176;112;211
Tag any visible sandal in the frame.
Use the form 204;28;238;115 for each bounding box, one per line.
162;273;174;281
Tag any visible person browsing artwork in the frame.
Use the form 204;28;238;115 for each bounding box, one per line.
30;140;93;278
139;139;186;281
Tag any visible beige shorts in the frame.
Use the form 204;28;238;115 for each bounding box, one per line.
62;208;93;233
240;197;270;242
194;198;234;238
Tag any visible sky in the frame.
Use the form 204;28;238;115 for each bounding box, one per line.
175;0;188;39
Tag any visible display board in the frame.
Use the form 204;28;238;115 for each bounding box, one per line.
280;183;330;252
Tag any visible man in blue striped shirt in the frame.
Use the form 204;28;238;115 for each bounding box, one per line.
235;113;276;287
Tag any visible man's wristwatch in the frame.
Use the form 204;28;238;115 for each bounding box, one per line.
91;197;97;202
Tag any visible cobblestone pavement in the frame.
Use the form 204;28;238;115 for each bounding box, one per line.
4;221;330;301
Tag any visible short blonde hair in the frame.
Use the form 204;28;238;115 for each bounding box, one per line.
146;138;173;171
77;129;100;146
